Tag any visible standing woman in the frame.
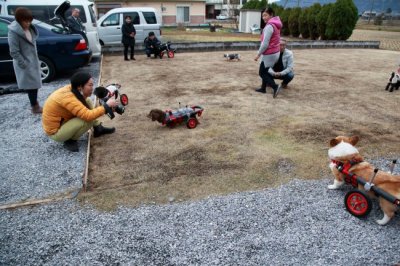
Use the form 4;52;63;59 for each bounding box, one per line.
121;15;136;61
8;7;43;113
254;7;282;98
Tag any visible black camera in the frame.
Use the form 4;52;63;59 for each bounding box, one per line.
94;84;129;119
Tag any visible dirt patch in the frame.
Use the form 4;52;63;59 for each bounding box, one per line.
80;49;400;210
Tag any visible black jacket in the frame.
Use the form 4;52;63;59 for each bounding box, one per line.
144;36;160;50
67;15;85;33
121;22;136;45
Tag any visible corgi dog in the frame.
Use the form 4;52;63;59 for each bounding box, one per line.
328;135;400;225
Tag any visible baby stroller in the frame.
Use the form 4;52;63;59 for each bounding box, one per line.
159;42;176;59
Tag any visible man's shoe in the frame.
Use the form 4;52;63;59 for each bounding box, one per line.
93;123;115;138
124;58;130;61
63;139;79;152
31;103;43;114
255;88;266;93
131;57;136;60
273;85;282;98
281;83;288;89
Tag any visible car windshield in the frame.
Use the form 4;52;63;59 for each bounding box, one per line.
34;20;67;34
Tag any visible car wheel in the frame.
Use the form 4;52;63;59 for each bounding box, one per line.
39;56;56;83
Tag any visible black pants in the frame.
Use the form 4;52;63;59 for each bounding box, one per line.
124;44;135;59
259;62;277;90
146;47;160;57
27;89;38;106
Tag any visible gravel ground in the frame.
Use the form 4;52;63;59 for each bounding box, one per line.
1;57;399;265
0;58;100;205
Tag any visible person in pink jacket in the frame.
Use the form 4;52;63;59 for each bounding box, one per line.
254;7;282;98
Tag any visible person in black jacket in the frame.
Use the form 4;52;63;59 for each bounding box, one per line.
121;16;136;61
144;32;161;59
67;8;88;45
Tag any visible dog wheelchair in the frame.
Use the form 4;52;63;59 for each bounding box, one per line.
335;160;400;218
159;42;176;59
163;105;204;129
385;71;400;92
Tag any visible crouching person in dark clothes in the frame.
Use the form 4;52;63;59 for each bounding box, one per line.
269;39;294;88
42;72;118;152
144;31;161;59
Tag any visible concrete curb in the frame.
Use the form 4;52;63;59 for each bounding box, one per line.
101;40;380;54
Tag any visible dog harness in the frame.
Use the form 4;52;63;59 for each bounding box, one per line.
332;159;363;187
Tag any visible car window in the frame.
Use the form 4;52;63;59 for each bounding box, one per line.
88;4;97;25
67;6;87;23
34;21;67;34
8;5;57;24
0;20;8;37
143;12;157;24
124;12;140;25
102;13;119;26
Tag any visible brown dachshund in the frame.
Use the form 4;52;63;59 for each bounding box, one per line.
147;109;166;124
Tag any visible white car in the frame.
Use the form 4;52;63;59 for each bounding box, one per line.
216;14;229;20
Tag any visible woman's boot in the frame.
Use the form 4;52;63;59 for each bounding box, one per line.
93;123;115;138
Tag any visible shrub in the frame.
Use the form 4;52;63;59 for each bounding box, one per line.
280;8;292;36
316;3;333;40
326;0;358;40
299;8;310;39
307;3;321;40
288;7;301;37
374;14;383;25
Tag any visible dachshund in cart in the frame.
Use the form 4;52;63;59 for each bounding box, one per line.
328;135;400;225
147;105;204;129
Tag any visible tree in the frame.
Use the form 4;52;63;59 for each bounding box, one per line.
307;3;321;40
241;0;259;9
325;0;358;40
288;7;301;37
316;3;333;40
299;8;310;39
280;8;292;36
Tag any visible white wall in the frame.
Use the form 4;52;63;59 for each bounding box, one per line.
239;10;261;33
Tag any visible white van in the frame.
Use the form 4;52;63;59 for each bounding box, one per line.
0;0;101;57
97;7;161;46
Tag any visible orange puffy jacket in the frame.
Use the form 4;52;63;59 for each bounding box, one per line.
42;85;106;135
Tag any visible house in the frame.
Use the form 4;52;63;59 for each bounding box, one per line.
94;0;206;25
206;0;247;19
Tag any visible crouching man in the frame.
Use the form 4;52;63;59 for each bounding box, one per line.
42;72;118;152
144;31;161;59
269;39;294;88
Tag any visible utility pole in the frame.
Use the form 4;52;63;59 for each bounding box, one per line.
368;0;375;24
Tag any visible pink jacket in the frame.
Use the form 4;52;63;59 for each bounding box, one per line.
261;16;282;55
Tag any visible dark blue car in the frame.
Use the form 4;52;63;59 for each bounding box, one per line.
0;16;91;82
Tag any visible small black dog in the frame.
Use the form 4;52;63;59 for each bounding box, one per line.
224;53;241;61
385;70;400;92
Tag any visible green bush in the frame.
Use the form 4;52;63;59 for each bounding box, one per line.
316;3;332;40
326;0;358;40
374;14;383;25
280;8;292;36
299;8;310;39
288;7;301;37
241;0;260;10
307;3;321;40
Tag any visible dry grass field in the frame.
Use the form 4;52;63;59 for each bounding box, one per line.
80;49;400;210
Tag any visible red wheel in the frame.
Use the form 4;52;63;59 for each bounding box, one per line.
187;118;198;129
344;189;372;218
168;51;174;58
120;94;129;106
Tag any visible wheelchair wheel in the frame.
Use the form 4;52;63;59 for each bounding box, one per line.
160;52;164;59
120;94;129;106
344;189;372;218
168;51;174;58
187;118;198;129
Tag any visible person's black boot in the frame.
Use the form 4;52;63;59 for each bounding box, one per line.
93;123;115;138
63;139;79;152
